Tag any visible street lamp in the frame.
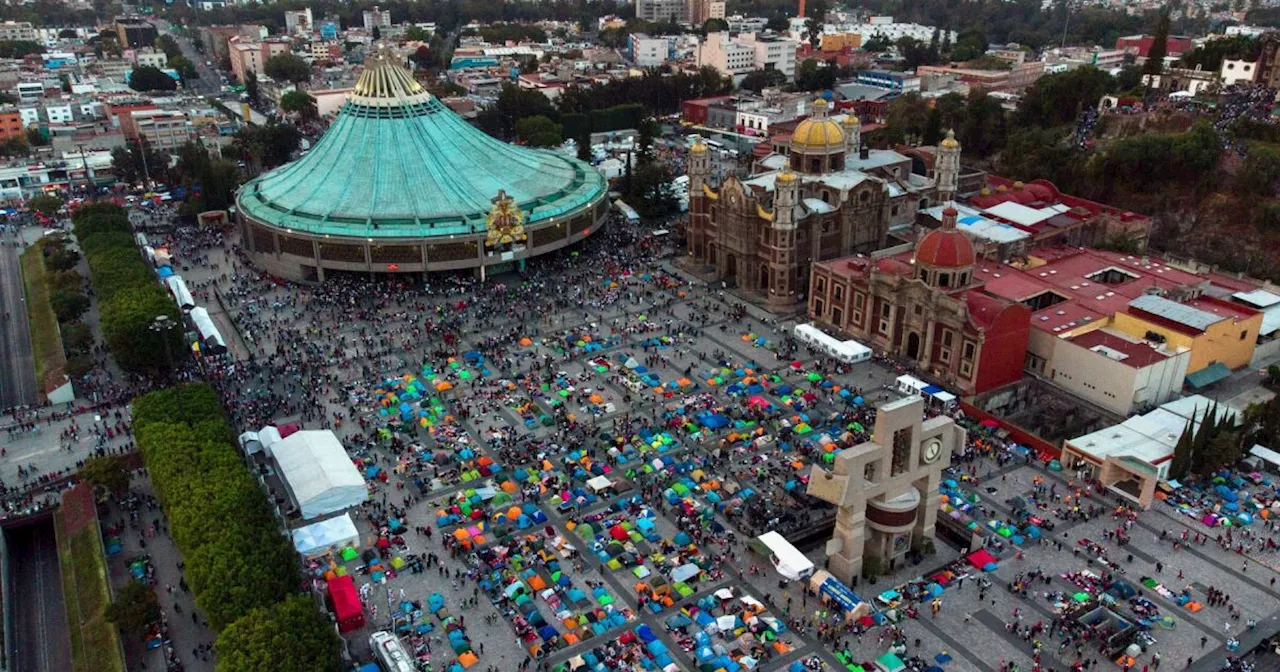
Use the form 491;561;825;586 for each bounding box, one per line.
149;314;179;381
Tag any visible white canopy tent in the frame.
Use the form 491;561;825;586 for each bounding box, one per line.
586;475;613;492
165;275;195;311
257;425;283;455
238;431;262;455
272;430;367;520
292;513;360;557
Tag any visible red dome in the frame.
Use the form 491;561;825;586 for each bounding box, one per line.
915;226;975;269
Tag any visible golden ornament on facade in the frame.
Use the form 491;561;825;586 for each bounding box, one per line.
484;190;528;248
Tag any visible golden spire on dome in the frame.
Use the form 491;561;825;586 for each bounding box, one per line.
351;46;433;107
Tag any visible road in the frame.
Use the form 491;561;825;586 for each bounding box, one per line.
5;517;72;672
154;19;223;97
0;237;37;410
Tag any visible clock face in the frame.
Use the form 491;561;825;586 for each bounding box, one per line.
922;438;942;463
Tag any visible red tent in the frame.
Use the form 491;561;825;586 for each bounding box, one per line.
327;575;365;633
967;548;997;570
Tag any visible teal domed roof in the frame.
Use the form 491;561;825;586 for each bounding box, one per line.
236;49;605;239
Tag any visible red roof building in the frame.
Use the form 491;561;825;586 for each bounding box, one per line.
1116;35;1194;58
808;207;1030;395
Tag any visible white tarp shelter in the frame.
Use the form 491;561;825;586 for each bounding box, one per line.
793;323;871;364
166;275;195;310
292;513;360;556
756;531;814;581
257;425;283;455
238;430;262;454
272;430;367;519
188;307;227;354
1250;444;1280;468
586;475;613;492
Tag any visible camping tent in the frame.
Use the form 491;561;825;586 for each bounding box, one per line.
586;475;613;493
272;430;368;519
326;575;365;633
292;513;360;556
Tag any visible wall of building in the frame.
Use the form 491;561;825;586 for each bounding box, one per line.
973;304;1031;393
1046;337;1189;416
1111;310;1261;373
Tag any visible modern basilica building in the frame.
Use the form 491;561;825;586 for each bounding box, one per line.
235;49;608;282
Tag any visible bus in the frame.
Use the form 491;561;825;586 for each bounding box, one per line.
370;631;414;672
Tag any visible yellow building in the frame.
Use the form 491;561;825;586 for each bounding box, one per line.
820;33;862;51
1111;294;1262;388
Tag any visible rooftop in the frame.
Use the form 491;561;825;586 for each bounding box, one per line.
1067;394;1228;466
1068;329;1176;368
236;50;605;239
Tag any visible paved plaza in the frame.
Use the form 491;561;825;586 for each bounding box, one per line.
7;213;1280;672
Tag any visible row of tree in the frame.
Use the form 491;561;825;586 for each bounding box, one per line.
131;384;342;669
71;202;184;374
1169;401;1242;480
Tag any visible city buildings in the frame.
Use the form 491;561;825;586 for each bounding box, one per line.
130;48;168;69
807;395;965;583
725;15;768;34
915;61;1046;92
285;8;314;35
131;109;195;150
686;0;726;26
229;38;292;84
0;21;36;42
363;6;392;33
0;109;23;141
200;25;268;63
684;99;938;309
1116;34;1194;58
235;51;607;282
114;17;158;49
1257;33;1280;89
696;32;798;83
1061;395;1234;508
627;33;671;68
636;0;684;23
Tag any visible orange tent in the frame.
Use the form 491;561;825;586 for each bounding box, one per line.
589;394;604;404
459;651;479;668
519;337;533;346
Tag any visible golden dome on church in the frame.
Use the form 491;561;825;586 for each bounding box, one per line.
841;114;859;126
690;141;708;154
790;117;844;152
777;169;797;183
940;128;960;149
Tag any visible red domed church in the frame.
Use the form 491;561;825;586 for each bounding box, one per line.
807;155;1031;395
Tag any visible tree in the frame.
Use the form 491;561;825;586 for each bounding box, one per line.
372;25;382;41
739;68;786;93
403;25;431;42
702;18;729;34
1170;420;1193;480
81;455;132;498
1115;65;1143;92
264;53;311;84
28;194;62;217
99;285;184;373
804;0;828;49
215;596;342;672
576;128;592;162
409;45;436;69
1179;36;1260;72
25;126;46;147
154;34;182;59
959;90;1006;157
0;40;44;58
58;28;78;39
1240;144;1280;198
245;70;259;104
1144;9;1171;76
169;55;198;82
862;33;891;53
105;580;161;641
279;90;317;119
950;29;987;62
476;83;557;140
130;65;177;92
514;115;563;147
795;58;836;92
1016;67;1115;129
637;117;657;164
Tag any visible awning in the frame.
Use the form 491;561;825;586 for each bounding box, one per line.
1185;362;1231;389
1250;444;1280;467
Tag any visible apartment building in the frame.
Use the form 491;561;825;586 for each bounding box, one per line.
229;38;292;83
132;109;195;150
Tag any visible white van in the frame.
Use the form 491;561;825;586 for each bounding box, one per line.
370;631;414;672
